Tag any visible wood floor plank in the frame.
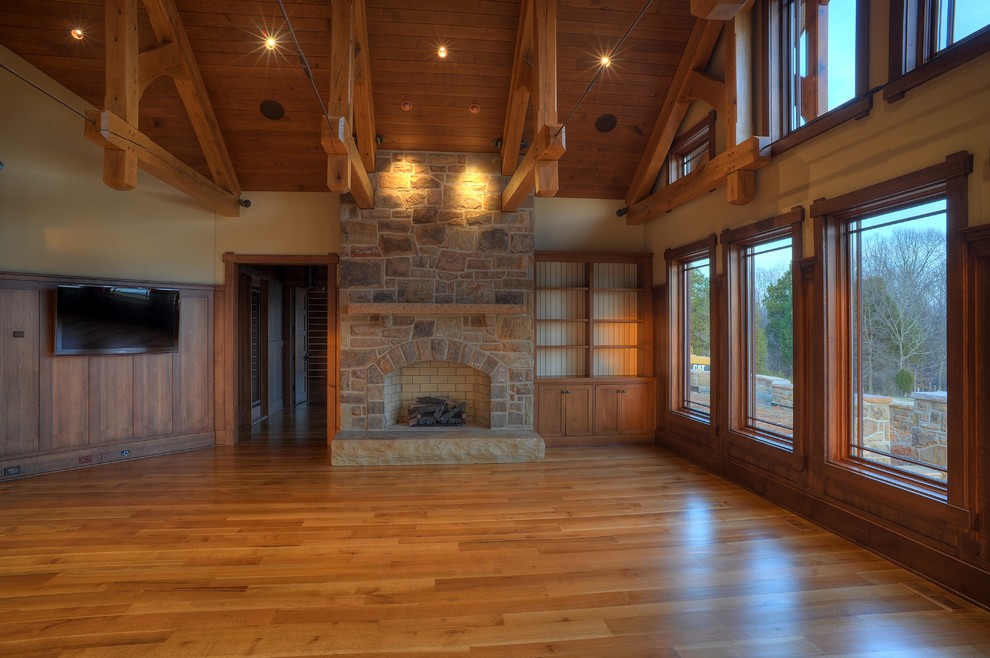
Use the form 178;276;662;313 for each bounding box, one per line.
1;404;989;656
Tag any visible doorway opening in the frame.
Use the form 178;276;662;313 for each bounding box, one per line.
219;254;339;445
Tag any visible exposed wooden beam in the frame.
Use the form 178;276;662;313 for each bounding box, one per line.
625;19;723;207
321;119;374;208
103;0;140;190
691;0;750;20
141;0;240;197
725;1;755;204
500;0;563;205
323;0;374;207
330;0;354;121
352;0;377;173
533;0;558;130
625;136;769;225
85;110;240;217
501;123;565;212
501;0;534;176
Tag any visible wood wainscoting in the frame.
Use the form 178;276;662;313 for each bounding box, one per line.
0;272;215;480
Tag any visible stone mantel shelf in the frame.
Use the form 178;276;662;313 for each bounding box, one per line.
345;303;527;316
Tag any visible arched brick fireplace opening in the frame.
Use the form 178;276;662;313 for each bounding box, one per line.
366;338;509;430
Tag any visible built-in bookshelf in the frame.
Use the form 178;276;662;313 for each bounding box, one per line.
535;253;652;379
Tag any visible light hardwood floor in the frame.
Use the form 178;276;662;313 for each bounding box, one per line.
2;405;989;657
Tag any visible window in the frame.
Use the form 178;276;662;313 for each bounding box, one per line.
723;210;803;452
667;111;715;184
887;0;990;101
665;237;716;423
765;0;870;151
901;0;990;71
847;200;948;480
812;152;972;501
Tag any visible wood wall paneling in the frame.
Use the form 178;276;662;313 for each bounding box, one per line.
51;357;90;450
89;356;134;444
178;293;213;435
134;353;174;438
0;289;41;458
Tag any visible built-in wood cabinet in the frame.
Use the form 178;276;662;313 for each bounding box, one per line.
535;253;654;446
535;383;593;438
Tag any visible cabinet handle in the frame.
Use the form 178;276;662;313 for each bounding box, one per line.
562;389;570;394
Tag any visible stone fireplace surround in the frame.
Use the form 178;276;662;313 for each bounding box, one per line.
332;150;544;465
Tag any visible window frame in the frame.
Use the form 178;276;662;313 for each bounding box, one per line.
721;209;805;465
667;111;716;185
886;0;990;102
664;235;718;443
762;0;872;156
810;151;973;508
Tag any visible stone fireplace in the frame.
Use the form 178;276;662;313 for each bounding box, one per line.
333;151;542;464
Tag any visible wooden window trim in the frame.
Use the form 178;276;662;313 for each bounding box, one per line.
665;235;717;444
667;111;717;185
811;151;973;508
721;209;806;472
769;95;873;157
885;18;990;103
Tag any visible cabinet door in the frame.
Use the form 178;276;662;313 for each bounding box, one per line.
536;386;565;437
618;383;650;434
563;385;593;436
593;385;622;435
594;382;652;436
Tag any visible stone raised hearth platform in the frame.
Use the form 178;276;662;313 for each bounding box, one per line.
331;429;545;466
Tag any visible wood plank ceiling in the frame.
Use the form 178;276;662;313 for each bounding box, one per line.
0;0;695;199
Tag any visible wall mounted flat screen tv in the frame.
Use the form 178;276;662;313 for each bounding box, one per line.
54;285;180;355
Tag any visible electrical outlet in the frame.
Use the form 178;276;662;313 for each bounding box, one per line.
3;465;21;477
120;450;130;458
101;452;114;462
78;455;93;465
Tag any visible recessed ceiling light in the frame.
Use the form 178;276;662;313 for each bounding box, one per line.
401;100;413;111
70;28;84;40
264;35;277;50
469;104;481;115
260;99;285;120
595;114;618;133
437;45;448;59
600;54;611;67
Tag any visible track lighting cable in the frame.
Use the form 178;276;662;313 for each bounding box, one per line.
555;0;654;137
275;0;333;127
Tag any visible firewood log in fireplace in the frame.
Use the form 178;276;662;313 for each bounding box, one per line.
407;396;467;427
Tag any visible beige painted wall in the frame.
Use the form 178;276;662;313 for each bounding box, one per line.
644;46;990;284
0;47;341;285
534;197;646;252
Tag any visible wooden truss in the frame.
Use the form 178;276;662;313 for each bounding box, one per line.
84;0;242;217
500;0;565;212
320;0;375;208
625;2;769;225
